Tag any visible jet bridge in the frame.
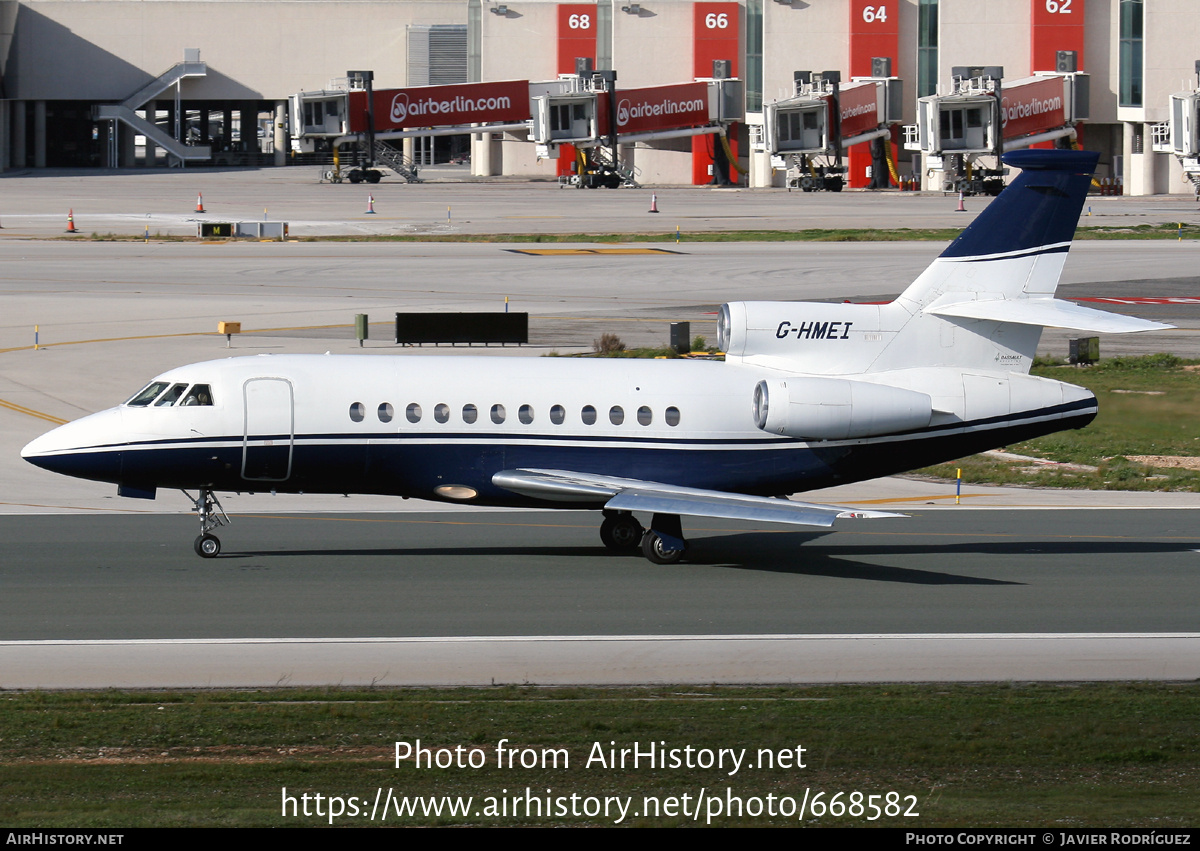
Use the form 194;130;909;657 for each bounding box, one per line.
530;69;743;189
1150;64;1200;198
762;69;902;192
290;76;532;183
290;70;741;187
904;60;1089;195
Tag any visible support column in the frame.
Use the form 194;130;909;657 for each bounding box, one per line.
13;101;26;169
472;128;491;176
144;101;157;167
119;121;137;168
33;101;46;168
274;101;287;166
1122;121;1158;196
0;100;8;171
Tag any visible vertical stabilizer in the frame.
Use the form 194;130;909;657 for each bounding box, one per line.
898;149;1098;310
873;149;1109;372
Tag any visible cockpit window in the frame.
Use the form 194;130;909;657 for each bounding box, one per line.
154;383;189;406
126;381;170;407
180;384;214;406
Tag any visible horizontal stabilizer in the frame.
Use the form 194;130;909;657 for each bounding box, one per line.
927;297;1173;334
494;468;904;528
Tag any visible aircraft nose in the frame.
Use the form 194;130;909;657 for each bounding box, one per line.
21;410;125;483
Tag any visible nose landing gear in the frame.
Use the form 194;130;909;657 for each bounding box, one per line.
184;488;230;558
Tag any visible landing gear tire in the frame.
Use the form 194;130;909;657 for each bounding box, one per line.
641;531;684;565
600;515;644;551
366;170;382;184
194;534;221;558
185;488;230;558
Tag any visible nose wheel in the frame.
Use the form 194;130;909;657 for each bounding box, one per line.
184;488;229;558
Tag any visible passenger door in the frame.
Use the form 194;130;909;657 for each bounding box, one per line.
242;378;294;481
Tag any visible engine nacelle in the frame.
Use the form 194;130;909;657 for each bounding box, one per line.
753;377;933;441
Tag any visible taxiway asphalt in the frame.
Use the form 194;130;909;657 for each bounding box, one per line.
2;168;1198;686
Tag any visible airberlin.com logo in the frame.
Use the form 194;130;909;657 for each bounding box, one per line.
616;96;706;127
390;92;513;124
1000;94;1062;128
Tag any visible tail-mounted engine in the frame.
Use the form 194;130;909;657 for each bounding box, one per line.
753;376;932;441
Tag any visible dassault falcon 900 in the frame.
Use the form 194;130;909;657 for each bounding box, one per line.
22;150;1168;562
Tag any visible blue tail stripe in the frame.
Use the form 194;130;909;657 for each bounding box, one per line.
940;149;1099;260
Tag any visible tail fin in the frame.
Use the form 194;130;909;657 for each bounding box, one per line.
879;149;1168;372
898;149;1098;310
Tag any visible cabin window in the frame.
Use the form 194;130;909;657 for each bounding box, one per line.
581;405;597;425
491;403;506;424
434;403;450;424
665;406;681;426
378;403;394;423
550;404;566;425
126;381;170;407
609;405;624;426
155;383;188;406
462;403;478;424
637;406;652;426
180;385;214;406
406;403;422;423
519;404;534;425
349;402;365;422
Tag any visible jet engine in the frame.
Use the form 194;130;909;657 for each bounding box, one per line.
753;377;933;441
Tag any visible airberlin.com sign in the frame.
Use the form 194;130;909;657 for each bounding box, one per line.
348;81;531;132
598;83;711;136
835;83;881;139
1000;76;1065;140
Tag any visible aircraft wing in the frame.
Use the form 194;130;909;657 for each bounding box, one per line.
492;468;904;528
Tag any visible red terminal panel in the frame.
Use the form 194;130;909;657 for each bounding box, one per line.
692;2;740;185
1030;0;1085;147
557;4;598;176
1031;0;1085;74
848;0;898;188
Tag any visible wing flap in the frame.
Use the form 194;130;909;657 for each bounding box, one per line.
493;468;904;528
927;297;1173;334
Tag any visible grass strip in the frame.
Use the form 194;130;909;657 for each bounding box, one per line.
1;683;1197;827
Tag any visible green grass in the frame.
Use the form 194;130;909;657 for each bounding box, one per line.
920;355;1200;491
2;684;1198;827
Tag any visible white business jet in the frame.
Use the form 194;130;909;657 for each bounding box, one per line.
22;150;1167;562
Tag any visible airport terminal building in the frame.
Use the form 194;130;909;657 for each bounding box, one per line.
0;0;1197;194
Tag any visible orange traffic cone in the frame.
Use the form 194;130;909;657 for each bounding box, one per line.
648;193;659;213
196;192;205;213
66;209;78;233
955;191;967;213
366;193;376;214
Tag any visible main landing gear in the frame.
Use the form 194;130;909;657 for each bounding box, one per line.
600;510;687;565
184;488;230;558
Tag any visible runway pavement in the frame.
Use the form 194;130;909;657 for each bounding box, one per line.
1;505;1198;687
1;168;1198;686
